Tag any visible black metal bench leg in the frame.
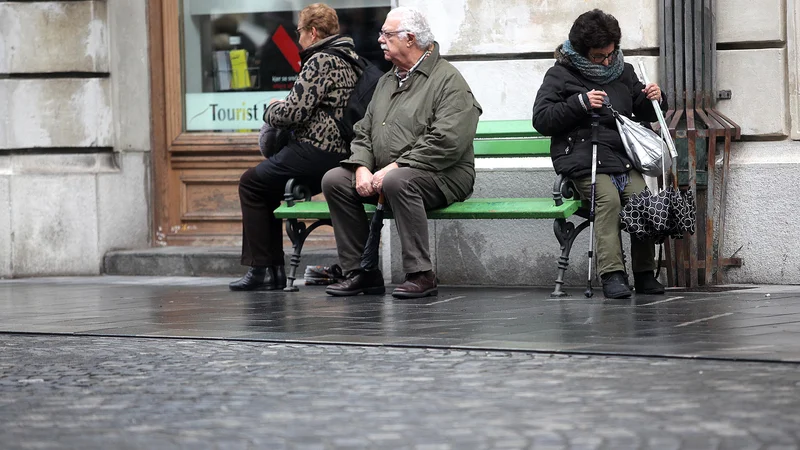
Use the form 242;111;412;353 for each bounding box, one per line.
283;218;332;292
551;218;590;298
284;219;305;292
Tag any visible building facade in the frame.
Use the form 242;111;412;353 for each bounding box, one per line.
1;0;798;284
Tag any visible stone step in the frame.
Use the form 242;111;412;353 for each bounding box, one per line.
104;246;339;277
106;165;558;282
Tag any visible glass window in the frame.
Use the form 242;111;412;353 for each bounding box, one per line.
181;0;393;132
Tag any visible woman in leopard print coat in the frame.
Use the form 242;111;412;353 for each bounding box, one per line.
231;3;360;292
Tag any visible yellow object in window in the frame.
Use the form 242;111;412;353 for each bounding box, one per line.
229;49;251;90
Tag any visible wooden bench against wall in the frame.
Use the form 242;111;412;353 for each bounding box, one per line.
274;120;589;296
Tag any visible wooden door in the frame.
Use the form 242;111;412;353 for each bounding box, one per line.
148;0;334;248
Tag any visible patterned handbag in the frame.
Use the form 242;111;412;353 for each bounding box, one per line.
621;186;697;242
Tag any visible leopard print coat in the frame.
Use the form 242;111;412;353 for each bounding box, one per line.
264;35;359;154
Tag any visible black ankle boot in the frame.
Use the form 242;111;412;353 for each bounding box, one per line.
634;271;665;295
601;271;633;299
269;266;287;290
230;266;287;291
229;267;267;291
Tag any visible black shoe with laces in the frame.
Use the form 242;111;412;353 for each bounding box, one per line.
601;271;633;299
634;271;665;295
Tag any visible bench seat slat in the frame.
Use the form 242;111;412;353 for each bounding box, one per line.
473;138;550;157
274;198;581;220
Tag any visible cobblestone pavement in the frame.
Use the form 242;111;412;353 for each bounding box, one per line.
2;334;800;449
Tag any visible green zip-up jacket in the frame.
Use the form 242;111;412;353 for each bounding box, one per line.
340;42;482;204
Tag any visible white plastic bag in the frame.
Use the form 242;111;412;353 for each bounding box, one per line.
611;110;671;177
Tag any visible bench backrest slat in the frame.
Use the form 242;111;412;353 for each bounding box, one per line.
475;120;541;139
473;138;550;158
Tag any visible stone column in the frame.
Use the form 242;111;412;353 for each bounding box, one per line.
0;1;150;277
788;0;800;140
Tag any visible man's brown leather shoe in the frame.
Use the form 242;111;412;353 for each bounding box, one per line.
325;270;385;296
392;270;438;299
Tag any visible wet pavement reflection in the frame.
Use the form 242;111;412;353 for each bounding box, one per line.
0;277;797;362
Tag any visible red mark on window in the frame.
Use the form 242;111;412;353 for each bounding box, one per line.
272;25;301;73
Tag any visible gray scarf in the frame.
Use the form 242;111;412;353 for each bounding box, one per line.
558;40;624;85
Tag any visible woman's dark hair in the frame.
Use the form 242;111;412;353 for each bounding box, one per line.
568;9;622;56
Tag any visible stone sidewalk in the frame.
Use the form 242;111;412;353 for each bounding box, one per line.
1;276;800;448
1;276;800;361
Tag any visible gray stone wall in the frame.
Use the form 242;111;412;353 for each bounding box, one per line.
0;1;150;277
713;0;800;284
1;1;797;284
380;0;800;286
786;0;800;140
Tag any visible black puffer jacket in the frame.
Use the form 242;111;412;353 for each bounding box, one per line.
532;48;668;179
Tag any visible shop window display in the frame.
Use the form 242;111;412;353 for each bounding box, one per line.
181;0;392;132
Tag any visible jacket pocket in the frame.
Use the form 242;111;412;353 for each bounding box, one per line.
565;128;584;154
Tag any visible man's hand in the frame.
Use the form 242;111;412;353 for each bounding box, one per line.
371;162;399;193
355;166;376;197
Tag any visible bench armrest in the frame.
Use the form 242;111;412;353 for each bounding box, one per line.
552;174;578;206
283;178;314;207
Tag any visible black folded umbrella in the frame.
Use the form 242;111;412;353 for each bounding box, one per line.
620;186;696;242
360;193;385;271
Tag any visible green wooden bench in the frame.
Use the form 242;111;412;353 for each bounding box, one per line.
274;120;589;296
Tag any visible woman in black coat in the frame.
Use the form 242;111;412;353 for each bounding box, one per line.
532;9;667;299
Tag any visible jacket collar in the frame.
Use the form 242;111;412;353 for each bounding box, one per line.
413;41;439;77
554;44;573;68
385;42;440;79
299;34;355;64
381;42;441;93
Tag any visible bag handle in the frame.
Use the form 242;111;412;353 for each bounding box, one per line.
637;61;672;278
636;61;678;184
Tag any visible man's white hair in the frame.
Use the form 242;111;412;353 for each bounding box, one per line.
388;7;435;49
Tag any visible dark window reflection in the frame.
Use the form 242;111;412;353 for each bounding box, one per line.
198;7;391;93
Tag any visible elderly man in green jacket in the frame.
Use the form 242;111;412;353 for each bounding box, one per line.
321;6;482;299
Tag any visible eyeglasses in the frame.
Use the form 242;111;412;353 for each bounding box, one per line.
589;51;615;64
295;26;308;37
378;29;408;39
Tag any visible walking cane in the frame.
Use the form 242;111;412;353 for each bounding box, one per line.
585;112;601;298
